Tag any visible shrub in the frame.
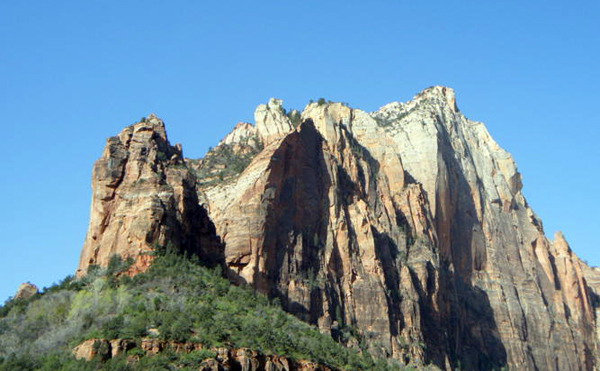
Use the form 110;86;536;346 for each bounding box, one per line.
196;139;263;186
287;110;302;127
157;151;168;162
178;349;216;367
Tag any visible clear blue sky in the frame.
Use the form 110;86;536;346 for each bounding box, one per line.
1;1;599;302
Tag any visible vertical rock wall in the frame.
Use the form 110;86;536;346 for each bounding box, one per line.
78;89;600;370
77;115;222;277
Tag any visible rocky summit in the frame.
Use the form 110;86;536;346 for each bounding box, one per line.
77;86;600;370
77;114;222;277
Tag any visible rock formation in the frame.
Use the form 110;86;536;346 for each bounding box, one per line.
78;87;600;370
13;282;38;300
76;114;222;277
72;339;333;371
254;98;294;146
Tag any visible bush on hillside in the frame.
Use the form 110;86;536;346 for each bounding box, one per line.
0;249;412;371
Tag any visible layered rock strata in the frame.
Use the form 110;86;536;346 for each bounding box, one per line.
76;114;222;277
78;88;600;371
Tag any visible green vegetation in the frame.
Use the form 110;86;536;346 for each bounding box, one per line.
287;110;302;127
0;248;412;371
195;138;263;187
157;151;168;162
372;104;422;127
313;97;339;107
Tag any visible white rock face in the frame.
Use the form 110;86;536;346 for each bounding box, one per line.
254;98;294;146
301;102;352;144
220;122;257;146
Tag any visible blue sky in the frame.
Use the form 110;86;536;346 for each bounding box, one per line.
1;1;598;302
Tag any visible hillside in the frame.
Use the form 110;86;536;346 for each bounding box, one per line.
0;250;425;370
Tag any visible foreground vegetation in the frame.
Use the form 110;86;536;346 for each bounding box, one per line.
0;250;414;371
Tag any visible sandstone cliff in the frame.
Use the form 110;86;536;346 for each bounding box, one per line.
77;114;222;277
78;88;600;370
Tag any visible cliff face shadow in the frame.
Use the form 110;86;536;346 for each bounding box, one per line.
254;120;334;324
370;226;402;339
230;116;507;370
253;119;401;342
167;170;226;269
340;121;507;369
425;120;507;370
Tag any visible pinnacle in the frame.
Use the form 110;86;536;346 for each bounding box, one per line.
415;86;457;111
267;98;284;109
145;113;163;124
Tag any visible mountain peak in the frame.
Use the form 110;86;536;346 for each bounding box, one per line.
145;113;162;124
219;122;257;147
73;88;599;371
267;97;284;109
254;98;293;146
414;85;457;111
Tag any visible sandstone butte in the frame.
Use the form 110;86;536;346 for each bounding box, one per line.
76;86;600;371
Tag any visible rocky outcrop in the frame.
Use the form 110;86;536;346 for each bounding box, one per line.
76;114;222;276
13;282;38;300
221;122;258;147
78;88;600;370
72;339;333;371
254;98;294;146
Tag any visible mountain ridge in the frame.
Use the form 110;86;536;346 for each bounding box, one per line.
75;86;600;370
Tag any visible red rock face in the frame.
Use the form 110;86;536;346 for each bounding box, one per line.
78;89;600;370
77;115;222;277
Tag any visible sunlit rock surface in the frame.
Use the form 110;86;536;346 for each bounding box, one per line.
78;88;600;370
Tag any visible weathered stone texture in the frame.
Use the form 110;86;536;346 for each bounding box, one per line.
77;114;221;276
78;88;600;370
